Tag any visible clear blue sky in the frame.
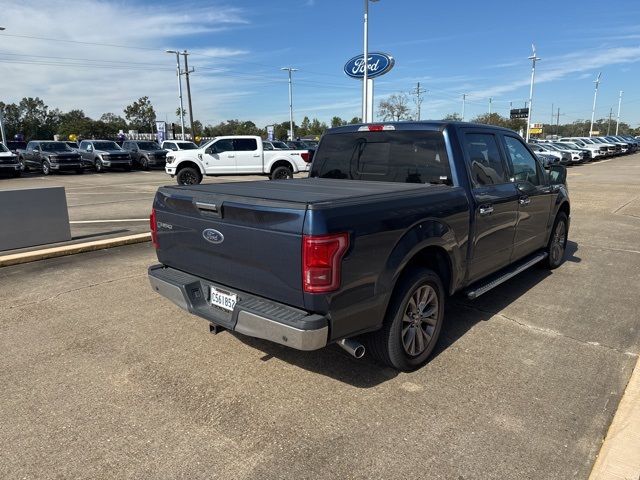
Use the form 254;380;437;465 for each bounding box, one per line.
2;0;639;128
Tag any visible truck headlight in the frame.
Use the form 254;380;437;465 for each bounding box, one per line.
49;156;58;163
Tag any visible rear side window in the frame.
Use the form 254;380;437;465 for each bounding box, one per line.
311;130;451;184
233;139;258;151
463;133;509;186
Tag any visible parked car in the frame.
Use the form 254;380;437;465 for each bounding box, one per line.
263;140;291;150
78;140;132;172
5;141;27;154
161;140;199;152
286;140;316;150
528;143;567;164
603;136;635;153
17;141;83;175
121;140;167;170
573;137;617;157
149;121;570;371
551;142;591;162
165;135;313;184
0;142;21;177
559;137;605;159
589;137;621;155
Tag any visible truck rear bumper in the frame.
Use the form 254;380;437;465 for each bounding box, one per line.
148;264;328;351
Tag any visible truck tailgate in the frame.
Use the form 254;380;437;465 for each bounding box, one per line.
153;185;308;308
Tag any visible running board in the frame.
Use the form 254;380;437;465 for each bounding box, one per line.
465;252;548;300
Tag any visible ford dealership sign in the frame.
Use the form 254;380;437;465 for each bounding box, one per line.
344;52;395;79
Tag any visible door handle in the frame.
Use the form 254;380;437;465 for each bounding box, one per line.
519;196;531;206
479;205;494;216
227;155;235;158
253;154;261;157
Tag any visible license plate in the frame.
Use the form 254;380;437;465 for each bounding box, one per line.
210;286;237;312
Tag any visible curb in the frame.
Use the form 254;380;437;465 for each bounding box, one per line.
589;353;640;480
0;233;151;267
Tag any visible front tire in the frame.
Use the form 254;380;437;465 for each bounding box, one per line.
12;169;21;178
270;165;293;180
366;268;445;371
140;157;150;171
42;160;51;175
95;159;104;173
176;166;202;185
544;212;568;269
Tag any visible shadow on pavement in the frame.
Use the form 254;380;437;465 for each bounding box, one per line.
233;243;582;388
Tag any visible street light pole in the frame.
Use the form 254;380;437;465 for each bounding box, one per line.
589;72;602;138
281;67;298;140
525;44;541;143
0;27;6;144
461;93;466;121
363;0;379;123
615;90;623;135
166;50;186;140
180;50;196;140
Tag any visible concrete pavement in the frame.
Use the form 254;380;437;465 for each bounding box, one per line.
1;154;639;479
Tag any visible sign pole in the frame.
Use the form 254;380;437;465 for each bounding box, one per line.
0;110;6;145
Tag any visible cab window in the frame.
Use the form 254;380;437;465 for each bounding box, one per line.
233;139;258;151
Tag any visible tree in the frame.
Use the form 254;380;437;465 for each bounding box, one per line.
349;117;362;124
124;96;156;132
331;116;346;128
442;113;462;121
100;113;128;132
378;94;411;121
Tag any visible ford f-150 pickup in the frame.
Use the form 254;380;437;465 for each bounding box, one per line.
149;122;570;371
18;141;84;175
164;135;312;184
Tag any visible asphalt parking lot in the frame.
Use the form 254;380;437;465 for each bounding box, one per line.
0;169;269;249
1;155;639;479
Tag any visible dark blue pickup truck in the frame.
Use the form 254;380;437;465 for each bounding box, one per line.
149;122;570;371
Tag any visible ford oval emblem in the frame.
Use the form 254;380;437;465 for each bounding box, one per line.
343;52;395;79
202;228;224;244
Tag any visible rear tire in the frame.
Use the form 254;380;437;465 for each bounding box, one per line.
543;212;568;269
176;166;202;185
270;165;293;180
365;268;445;371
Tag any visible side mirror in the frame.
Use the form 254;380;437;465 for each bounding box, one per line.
548;165;567;185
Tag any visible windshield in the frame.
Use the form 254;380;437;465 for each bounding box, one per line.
136;142;162;150
41;142;72;152
0;144;9;153
93;141;121;150
177;142;198;150
311;130;451;185
543;144;561;151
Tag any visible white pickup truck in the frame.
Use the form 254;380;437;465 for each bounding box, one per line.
165;135;312;185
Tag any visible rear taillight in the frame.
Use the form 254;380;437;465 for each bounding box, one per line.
150;208;159;249
301;151;311;163
302;233;349;293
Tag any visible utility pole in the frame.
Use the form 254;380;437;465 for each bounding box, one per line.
165;50;186;140
556;107;560;135
589;72;602;137
616;90;623;135
525;44;541;142
607;108;613;135
180;50;196;140
461;93;466;121
281;67;298;140
488;97;492;122
551;103;554;127
411;82;427;120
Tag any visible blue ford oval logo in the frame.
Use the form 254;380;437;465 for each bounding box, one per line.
202;228;224;244
344;52;395;79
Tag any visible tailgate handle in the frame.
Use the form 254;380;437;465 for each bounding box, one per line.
195;202;219;213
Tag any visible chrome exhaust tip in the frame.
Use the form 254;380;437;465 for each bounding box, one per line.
338;338;365;359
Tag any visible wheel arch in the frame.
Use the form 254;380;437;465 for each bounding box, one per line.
175;159;205;175
269;158;295;174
